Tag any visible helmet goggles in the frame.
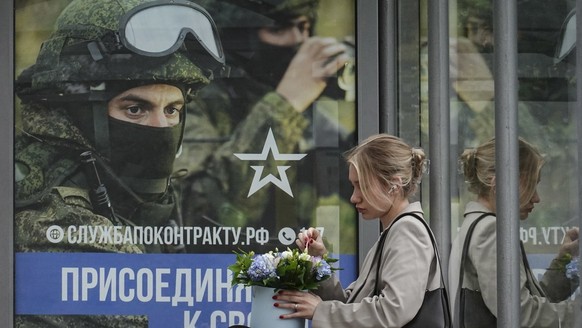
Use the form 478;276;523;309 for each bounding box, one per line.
63;0;226;78
118;0;225;74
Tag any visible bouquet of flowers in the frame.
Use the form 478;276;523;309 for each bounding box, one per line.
565;257;579;281
228;248;339;291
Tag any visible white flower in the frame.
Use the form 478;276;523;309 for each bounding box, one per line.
229;247;338;291
264;251;276;261
299;252;311;261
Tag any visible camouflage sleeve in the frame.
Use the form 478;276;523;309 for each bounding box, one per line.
15;314;148;328
15;187;145;254
210;91;308;222
209;91;308;186
15;190;149;326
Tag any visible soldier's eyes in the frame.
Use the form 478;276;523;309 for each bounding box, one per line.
165;107;182;116
126;106;143;115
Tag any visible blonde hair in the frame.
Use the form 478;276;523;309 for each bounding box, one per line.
344;134;427;211
459;137;544;207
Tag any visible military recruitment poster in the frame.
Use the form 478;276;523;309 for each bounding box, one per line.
13;0;357;326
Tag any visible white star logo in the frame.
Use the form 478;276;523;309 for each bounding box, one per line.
234;128;306;197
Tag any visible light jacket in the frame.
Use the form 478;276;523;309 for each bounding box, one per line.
312;202;442;327
448;201;580;328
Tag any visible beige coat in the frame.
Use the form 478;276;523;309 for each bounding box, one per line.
312;202;442;327
448;201;580;328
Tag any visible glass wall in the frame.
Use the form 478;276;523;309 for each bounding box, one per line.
6;0;580;327
418;0;580;326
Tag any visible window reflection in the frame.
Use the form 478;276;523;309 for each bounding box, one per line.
174;0;357;256
439;0;581;326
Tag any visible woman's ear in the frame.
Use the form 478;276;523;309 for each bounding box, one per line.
388;177;403;194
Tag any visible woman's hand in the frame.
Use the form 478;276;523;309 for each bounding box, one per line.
273;290;322;320
296;227;326;257
558;227;579;258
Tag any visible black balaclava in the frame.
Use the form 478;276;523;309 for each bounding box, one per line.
68;82;187;194
108;117;182;183
99;112;184;232
243;40;300;88
66;84;187;229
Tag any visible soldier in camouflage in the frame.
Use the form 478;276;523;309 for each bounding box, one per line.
14;0;223;325
174;0;356;252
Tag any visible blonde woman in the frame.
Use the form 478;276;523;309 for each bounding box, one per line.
274;134;447;327
449;137;580;327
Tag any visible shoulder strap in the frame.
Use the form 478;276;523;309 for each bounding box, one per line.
374;212;448;293
459;212;494;289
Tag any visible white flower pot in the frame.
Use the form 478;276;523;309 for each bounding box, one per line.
250;286;307;328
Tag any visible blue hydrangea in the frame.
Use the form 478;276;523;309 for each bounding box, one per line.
247;254;277;282
565;257;579;280
315;260;332;280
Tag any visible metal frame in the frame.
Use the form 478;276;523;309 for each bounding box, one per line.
1;0;14;327
427;0;452;277
356;0;381;265
576;1;582;325
493;0;521;326
5;0;574;326
379;0;397;134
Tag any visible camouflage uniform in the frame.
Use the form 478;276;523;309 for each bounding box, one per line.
15;104;147;254
174;0;356;253
14;0;221;325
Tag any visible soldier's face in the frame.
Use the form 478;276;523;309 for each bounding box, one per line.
107;84;184;127
257;15;311;47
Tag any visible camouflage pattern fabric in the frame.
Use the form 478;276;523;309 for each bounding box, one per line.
16;103;90;203
173;0;356;254
15;314;147;328
20;0;210;101
174;81;309;229
173;63;357;253
15;104;148;326
13;0;218;324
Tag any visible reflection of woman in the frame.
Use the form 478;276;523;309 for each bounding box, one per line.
274;134;445;327
449;137;580;327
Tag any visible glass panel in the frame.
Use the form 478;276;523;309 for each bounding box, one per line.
441;0;581;326
13;0;357;326
398;1;427;202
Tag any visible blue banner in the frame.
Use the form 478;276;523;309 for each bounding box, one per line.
16;253;356;327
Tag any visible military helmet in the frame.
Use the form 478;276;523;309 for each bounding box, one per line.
189;0;319;64
18;0;225;102
193;0;320;29
16;0;227;189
